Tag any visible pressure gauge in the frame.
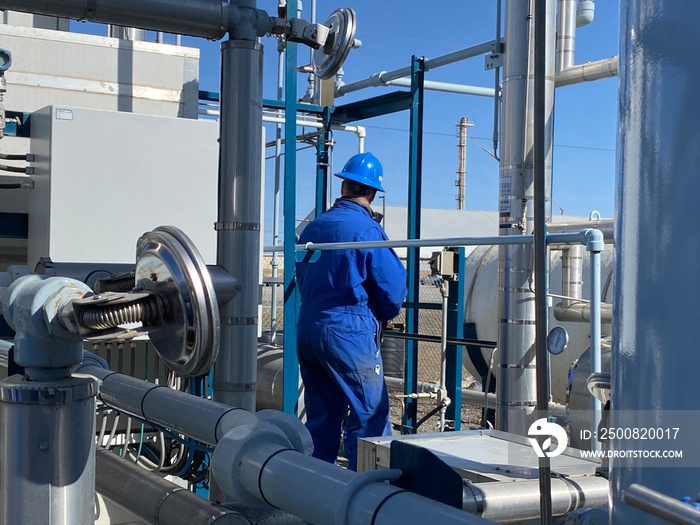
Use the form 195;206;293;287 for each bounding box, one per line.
546;326;569;355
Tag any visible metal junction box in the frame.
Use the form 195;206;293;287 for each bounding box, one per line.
28;106;219;266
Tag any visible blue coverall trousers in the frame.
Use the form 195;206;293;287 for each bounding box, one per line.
297;307;392;471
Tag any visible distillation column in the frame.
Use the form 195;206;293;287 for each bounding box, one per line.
611;0;700;521
496;0;555;433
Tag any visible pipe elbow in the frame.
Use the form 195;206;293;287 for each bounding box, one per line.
582;228;605;252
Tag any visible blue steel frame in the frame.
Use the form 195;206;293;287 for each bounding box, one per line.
403;55;425;431
282;2;300;414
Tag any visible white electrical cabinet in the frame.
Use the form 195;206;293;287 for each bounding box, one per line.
28;106;219;266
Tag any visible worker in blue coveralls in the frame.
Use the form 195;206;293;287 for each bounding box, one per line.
296;152;407;471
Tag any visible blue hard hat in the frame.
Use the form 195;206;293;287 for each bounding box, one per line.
334;152;385;192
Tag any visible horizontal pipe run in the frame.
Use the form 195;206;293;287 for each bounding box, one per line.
384;331;497;349
95;448;250;525
200;111;364;135
79;366;255;446
624;483;700;525
236;443;494;525
553;302;613;323
555;57;619;87
383;376;567;419
0;0;231;40
265;230;598;253
463;476;609;523
336;40;498;96
546;219;614;241
385;78;497;98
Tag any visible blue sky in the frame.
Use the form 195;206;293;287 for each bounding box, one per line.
74;1;620;241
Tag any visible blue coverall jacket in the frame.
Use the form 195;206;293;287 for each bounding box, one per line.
296;198;407;471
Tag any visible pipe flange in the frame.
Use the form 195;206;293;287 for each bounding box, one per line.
211;421;291;508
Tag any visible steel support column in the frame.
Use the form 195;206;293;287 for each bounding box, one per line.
403;56;425;432
282;4;300;415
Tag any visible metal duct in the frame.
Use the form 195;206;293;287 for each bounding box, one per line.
463;476;609;523
0;0;231;39
95;448;252;525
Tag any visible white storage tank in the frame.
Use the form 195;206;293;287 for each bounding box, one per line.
462;243;614;405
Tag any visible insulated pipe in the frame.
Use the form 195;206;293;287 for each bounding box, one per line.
556;0;577;74
555;56;618;87
496;0;556;435
553;302;612;323
215;40;263;413
336;40;498;96
612;1;700;520
222;442;495;525
0;0;233;40
546;219;614;242
462;476;609;523
95;448;251;525
561;245;583;307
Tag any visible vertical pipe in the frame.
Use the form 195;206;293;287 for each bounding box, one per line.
496;0;555;435
0;376;97;525
403;55;425;432
492;0;503;156
556;0;576;74
533;0;553;522
456;117;468;210
588;246;601;451
214;39;264;413
561;244;583;306
612;0;700;520
282;3;300;414
270;40;285;341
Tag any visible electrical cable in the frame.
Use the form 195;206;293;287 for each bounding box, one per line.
0;164;29;174
106;413;120;449
0;153;31;161
120;416;132;458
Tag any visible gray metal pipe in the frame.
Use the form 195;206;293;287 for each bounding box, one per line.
81;366;256;446
336;40;498;96
546;219;614;240
556;56;618;87
232;443;495;525
214;40;264;413
0;0;232;40
624;484;700;525
553;302;612;323
462;476;609;523
556;0;577;74
95;448;251;525
0;375;98;525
